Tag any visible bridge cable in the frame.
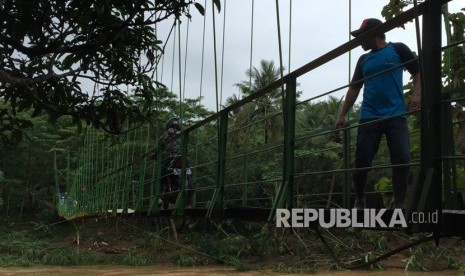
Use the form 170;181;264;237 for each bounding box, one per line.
219;0;227;109
274;0;285;99
177;20;183;123
348;0;352;81
248;0;254;91
151;24;158;82
288;0;292;75
442;3;452;86
211;0;220;112
199;0;207;104
170;21;177;94
192;0;209;208
274;0;285;82
170;21;177;95
182;16;190;102
157;21;176;83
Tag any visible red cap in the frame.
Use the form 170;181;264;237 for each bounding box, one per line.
351;18;383;37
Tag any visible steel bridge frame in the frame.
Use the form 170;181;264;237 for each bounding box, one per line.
57;0;465;237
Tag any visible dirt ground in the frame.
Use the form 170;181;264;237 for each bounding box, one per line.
52;215;465;272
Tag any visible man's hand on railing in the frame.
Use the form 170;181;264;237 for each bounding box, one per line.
408;92;421;111
334;117;347;143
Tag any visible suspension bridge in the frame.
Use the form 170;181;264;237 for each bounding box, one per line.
53;0;465;238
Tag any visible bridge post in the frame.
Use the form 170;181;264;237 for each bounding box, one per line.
207;111;228;218
442;93;459;209
343;126;351;209
148;138;163;215
241;154;248;206
268;75;296;221
410;0;443;233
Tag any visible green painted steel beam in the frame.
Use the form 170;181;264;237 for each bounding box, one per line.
411;0;443;235
268;75;296;222
207;111;228;218
343;125;351;209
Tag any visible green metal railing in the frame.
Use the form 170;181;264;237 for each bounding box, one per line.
55;0;463;235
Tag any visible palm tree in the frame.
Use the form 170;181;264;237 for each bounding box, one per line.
233;60;284;144
299;96;348;133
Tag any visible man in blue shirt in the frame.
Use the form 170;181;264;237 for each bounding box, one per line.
336;18;421;209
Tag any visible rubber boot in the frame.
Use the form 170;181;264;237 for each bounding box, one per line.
391;167;409;210
352;170;368;209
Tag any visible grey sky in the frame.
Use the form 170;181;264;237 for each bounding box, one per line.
154;0;464;113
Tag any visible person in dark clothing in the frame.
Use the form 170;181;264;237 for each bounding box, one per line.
335;18;421;209
159;117;182;161
158;117;193;208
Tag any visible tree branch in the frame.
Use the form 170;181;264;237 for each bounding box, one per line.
0;68;82;86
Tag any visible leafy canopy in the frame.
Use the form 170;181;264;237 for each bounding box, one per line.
0;0;217;136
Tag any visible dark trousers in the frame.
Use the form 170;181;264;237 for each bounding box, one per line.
160;157;193;205
352;117;410;206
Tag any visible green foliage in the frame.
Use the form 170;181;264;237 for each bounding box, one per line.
375;177;391;192
42;247;95;266
0;0;211;135
177;252;196;267
2;216;465;272
122;250;152;266
298;96;349;134
249;225;275;256
143;232;167;252
0;255;35;267
375;177;393;208
217;234;252;260
230;60;286;145
404;254;427;271
381;0;408;22
0;230;49;260
458;263;465;274
456;167;465;196
363;252;384;271
0;228;77;266
0;100;83;217
404;239;460;271
443;12;465;90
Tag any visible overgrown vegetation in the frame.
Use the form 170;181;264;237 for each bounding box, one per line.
1;216;465;272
